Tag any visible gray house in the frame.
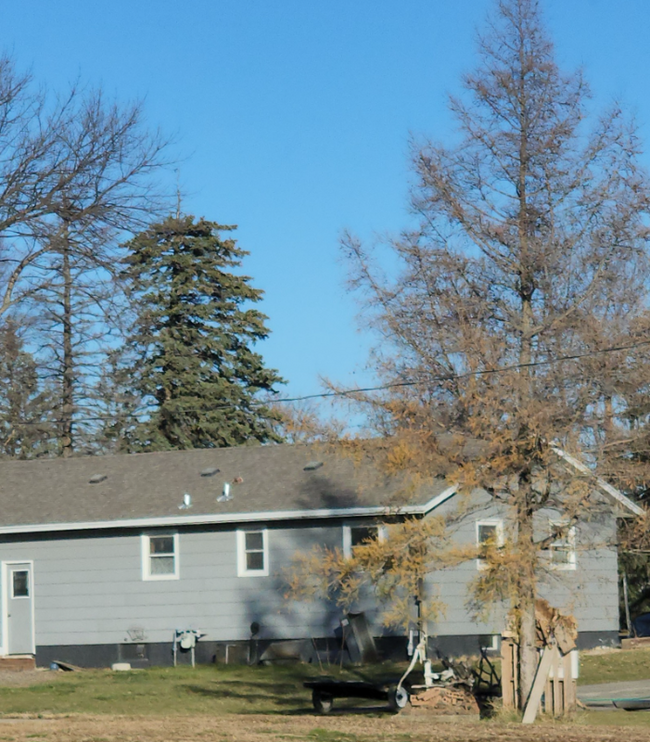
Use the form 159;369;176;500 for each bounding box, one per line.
0;444;636;667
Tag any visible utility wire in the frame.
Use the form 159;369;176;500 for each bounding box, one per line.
10;336;650;428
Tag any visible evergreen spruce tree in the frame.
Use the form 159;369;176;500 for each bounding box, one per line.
122;215;284;450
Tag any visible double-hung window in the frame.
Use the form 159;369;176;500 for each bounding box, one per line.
142;534;179;580
343;524;385;559
476;520;504;570
237;529;269;576
548;522;576;570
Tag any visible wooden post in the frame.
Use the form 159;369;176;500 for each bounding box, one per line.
501;636;519;709
501;624;577;721
623;572;632;637
543;673;552;714
522;645;577;723
562;651;576;711
550;648;561;715
522;645;559;724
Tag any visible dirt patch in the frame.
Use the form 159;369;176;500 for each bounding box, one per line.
0;668;56;687
582;647;621;656
0;714;645;742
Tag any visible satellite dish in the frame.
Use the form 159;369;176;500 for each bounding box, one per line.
179;632;196;650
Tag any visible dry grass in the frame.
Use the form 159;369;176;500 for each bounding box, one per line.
0;714;648;742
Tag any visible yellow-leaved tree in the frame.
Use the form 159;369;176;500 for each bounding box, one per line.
289;0;650;710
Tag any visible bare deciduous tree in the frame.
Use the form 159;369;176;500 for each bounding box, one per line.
0;56;171;455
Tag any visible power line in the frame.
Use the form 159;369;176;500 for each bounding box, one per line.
9;336;650;428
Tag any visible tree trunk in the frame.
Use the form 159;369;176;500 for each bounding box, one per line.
60;226;74;457
604;395;614;441
518;581;538;708
514;14;540;707
516;490;538;709
5;348;17;458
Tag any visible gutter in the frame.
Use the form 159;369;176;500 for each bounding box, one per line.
0;485;458;537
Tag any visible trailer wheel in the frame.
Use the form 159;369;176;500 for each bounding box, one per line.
312;690;334;714
387;685;409;712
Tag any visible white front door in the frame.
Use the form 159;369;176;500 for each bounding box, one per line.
5;563;35;655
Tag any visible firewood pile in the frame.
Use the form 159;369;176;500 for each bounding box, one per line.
410;685;480;714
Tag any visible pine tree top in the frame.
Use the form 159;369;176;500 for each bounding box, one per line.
121;214;285;451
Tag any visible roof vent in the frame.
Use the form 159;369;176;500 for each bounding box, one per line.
89;473;107;484
217;482;232;502
200;467;220;477
179;493;192;510
304;461;323;471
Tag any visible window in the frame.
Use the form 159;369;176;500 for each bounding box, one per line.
237;529;269;577
11;570;29;598
142;534;179;580
476;520;503;569
479;634;500;653
548;523;576;571
343;524;385;558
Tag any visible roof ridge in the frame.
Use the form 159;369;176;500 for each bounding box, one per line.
0;442;318;468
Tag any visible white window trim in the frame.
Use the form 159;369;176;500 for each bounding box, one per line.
10;568;30;599
480;634;500;652
141;533;180;581
548;522;577;571
476;519;504;571
342;524;386;559
237;529;269;577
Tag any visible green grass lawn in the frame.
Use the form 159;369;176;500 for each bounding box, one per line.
0;662;420;717
0;649;646;723
0;664;320;716
485;647;650;687
579;648;650;686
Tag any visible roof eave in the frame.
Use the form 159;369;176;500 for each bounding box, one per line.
0;500;444;537
550;445;644;517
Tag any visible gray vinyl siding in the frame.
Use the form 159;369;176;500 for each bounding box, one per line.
0;497;620;649
424;533;619;638
423;494;619;638
0;525;346;648
538;516;619;634
425;497;507;637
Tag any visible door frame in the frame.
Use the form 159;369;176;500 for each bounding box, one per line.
2;561;36;655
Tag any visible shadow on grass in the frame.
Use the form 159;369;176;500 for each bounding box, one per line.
183;683;300;706
182;682;394;717
282;705;394;717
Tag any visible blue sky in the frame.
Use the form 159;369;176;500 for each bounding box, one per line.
3;0;650;407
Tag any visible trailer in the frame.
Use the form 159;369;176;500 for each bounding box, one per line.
304;635;485;716
304;678;409;714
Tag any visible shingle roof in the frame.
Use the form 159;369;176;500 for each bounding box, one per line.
0;444;451;530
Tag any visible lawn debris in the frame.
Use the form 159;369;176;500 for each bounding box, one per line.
409;685;480;714
51;660;82;672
